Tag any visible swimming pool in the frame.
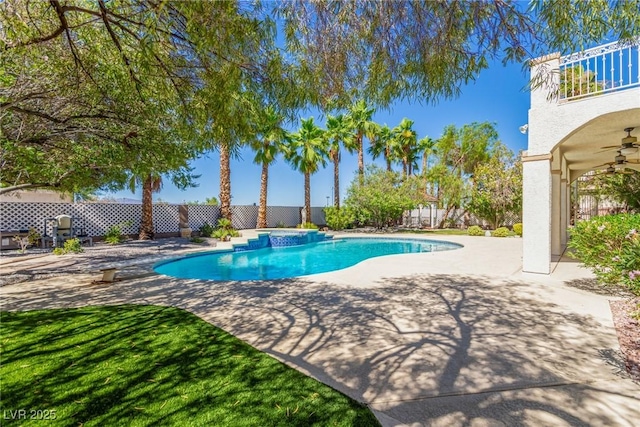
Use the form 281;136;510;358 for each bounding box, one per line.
154;237;461;281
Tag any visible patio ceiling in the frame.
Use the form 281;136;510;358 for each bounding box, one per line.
558;108;640;179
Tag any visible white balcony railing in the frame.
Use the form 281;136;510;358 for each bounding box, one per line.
560;40;640;102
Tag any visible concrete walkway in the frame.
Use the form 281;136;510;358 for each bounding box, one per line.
1;233;638;426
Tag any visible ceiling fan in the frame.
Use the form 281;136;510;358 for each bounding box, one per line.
592;150;640;173
592;163;634;176
599;127;639;155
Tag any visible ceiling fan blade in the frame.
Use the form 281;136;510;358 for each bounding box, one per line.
595;147;620;153
625;159;640;164
592;162;614;169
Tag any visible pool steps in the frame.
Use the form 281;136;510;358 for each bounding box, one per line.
232;229;332;252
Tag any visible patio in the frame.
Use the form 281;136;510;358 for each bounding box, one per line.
1;233;639;426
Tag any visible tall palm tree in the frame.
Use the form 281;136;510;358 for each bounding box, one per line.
367;124;395;171
325;114;352;208
250;106;288;228
129;173;162;240
216;93;255;223
418;135;437;196
346;100;375;178
285;117;328;220
218;138;233;221
418;136;437;175
392;118;418;177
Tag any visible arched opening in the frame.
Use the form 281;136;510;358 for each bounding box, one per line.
547;109;640;182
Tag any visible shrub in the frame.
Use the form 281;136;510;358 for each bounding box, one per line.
568;214;640;295
513;223;523;236
199;222;215;237
275;221;287;228
11;227;42;253
53;238;84;255
63;238;83;253
492;227;510;237
297;222;318;230
12;235;30;253
467;225;484;236
212;228;240;240
324;207;355;230
344;166;424;229
212;229;226;240
104;221;131;244
190;237;205;244
211;218;240;240
216;218;233;229
27;228;41;246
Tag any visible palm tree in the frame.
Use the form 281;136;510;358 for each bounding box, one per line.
216;93;254;223
285;118;328;220
129;173;162;240
418;135;437;196
250;106;288;228
418;136;437;175
218;138;233;221
392;118;418;177
346;100;375;178
325;114;352;208
367;124;395;171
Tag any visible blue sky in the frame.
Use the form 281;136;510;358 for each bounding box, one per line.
107;58;531;206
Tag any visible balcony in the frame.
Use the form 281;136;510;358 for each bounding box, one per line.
559;40;639;102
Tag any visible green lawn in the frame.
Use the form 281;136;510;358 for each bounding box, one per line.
1;305;379;426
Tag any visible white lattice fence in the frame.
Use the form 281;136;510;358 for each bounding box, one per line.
153;205;180;233
266;206;300;227
1;202;76;236
310;207;326;225
231;205;259;229
188;205;220;230
0;202;181;236
0;202;329;237
75;203;141;236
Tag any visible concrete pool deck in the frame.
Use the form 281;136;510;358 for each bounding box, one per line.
1;232;639;426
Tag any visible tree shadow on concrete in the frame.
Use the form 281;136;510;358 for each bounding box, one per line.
3;272;639;426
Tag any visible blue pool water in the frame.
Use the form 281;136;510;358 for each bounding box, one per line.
154;237;461;281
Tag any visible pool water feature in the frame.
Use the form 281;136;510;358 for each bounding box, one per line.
154;237;461;281
268;230;329;247
232;230;330;251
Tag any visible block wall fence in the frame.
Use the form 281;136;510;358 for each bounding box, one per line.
0;202;326;238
